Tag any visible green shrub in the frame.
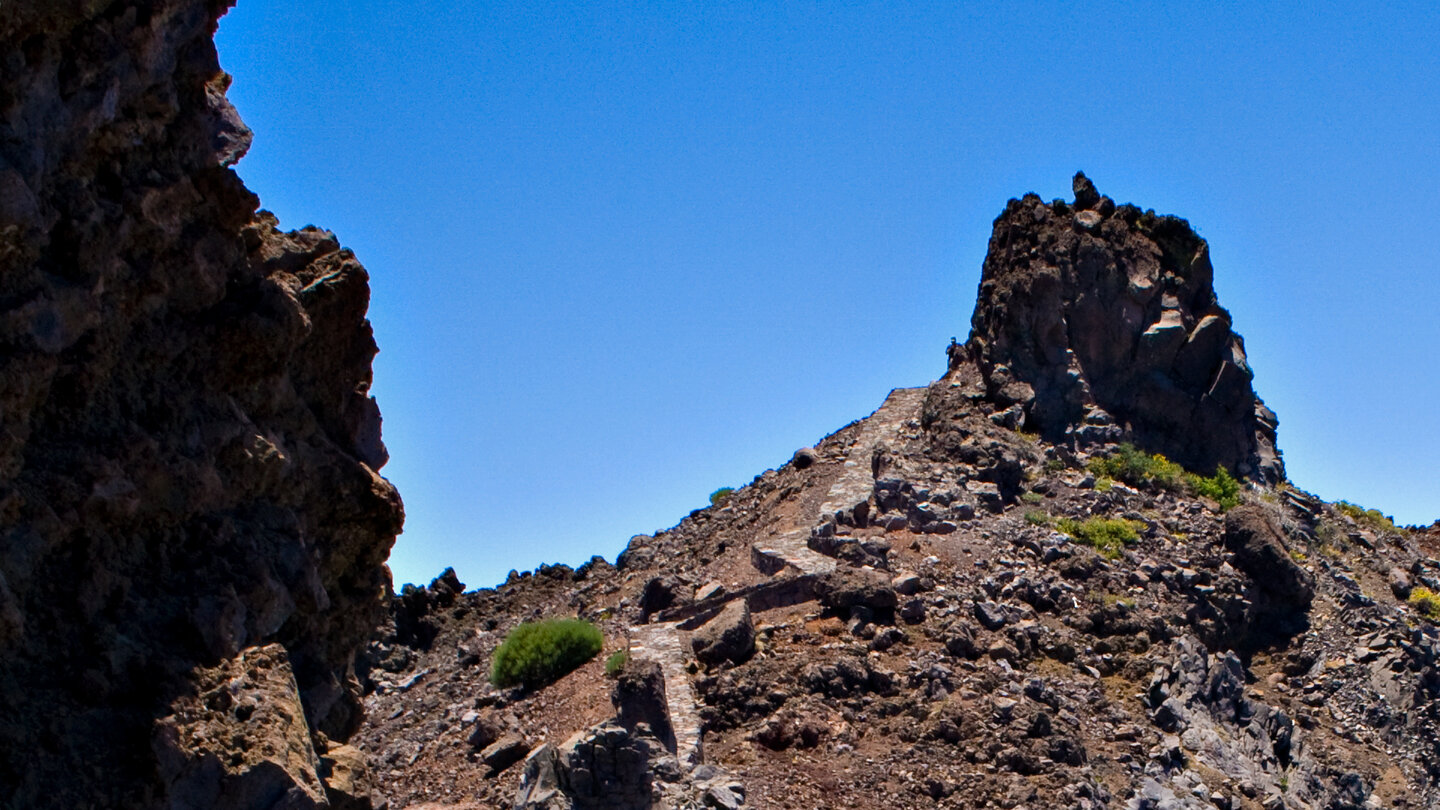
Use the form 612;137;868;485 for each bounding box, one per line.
1020;491;1044;505
709;487;734;506
1409;586;1440;619
1091;444;1245;511
605;649;629;678
1057;516;1140;560
490;618;603;689
1185;467;1241;511
1336;501;1402;534
1088;444;1185;491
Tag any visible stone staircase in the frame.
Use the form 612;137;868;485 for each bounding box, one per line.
817;386;926;522
627;622;704;768
628;387;928;770
750;528;836;576
752;386;926;575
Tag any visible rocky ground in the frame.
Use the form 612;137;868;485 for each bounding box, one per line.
3;2;1432;805
352;384;1440;809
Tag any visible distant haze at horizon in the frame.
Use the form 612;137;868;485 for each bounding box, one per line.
216;0;1439;589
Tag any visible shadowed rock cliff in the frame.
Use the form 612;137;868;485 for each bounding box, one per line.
0;1;402;807
960;172;1283;482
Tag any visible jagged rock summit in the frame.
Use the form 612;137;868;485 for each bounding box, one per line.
960;172;1282;483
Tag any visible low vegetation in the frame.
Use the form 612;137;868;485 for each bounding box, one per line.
1187;467;1241;511
1409;586;1440;620
1056;516;1140;559
1088;444;1241;511
709;487;735;506
605;649;629;678
490;618;603;689
1024;509;1050;527
1336;501;1404;535
1089;444;1185;491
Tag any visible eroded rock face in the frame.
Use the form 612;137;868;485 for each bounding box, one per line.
152;644;329;810
961;172;1283;482
0;1;402;807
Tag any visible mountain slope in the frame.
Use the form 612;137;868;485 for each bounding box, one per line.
352;177;1439;810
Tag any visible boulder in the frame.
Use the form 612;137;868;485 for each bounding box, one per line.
513;723;655;810
691;601;755;667
815;570;898;614
640;575;689;619
1223;506;1314;610
320;743;379;810
482;734;531;775
791;447;818;469
611;660;675;752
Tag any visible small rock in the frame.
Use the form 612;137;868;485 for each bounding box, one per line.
481;734;530;774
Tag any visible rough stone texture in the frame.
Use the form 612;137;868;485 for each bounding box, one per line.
0;1;403;807
513;723;656;810
152;644;328;810
611;659;675;752
690;599;755;668
318;742;380;810
960;172;1283;482
1224;504;1315;610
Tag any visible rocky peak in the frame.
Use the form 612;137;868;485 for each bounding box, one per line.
961;172;1282;482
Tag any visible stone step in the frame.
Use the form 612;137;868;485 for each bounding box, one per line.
817;386;926;521
750;529;836;577
628;622;704;768
750;387;926;577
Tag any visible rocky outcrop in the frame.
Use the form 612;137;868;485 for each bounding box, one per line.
959;172;1283;482
1224;505;1315;610
0;1;402;807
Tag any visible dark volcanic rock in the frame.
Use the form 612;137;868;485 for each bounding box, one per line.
612;659;676;752
1224;505;1315;609
958;173;1283;482
0;1;403;807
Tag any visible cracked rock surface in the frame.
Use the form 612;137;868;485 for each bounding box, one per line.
0;2;402;807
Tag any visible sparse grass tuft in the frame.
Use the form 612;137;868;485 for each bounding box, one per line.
1101;592;1135;609
1024;509;1051;527
605;649;629;678
1056;516;1140;559
490;618;603;689
1021;491;1044;505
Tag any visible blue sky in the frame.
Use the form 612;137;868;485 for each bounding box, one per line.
216;1;1439;590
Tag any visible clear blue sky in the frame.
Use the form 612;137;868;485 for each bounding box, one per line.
216;1;1439;590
